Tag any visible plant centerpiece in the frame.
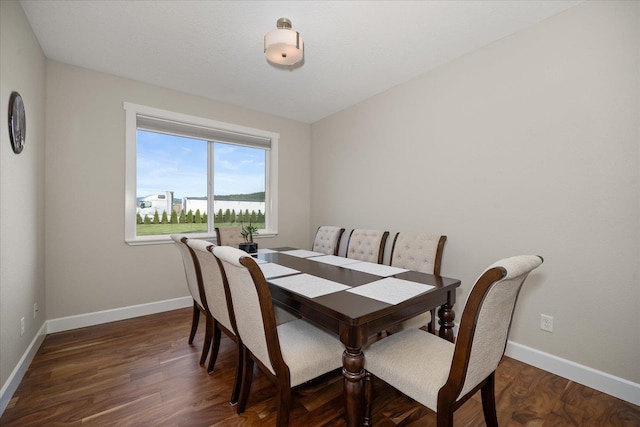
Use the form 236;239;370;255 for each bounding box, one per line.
239;220;259;254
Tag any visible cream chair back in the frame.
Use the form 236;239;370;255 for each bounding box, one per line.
346;229;389;264
215;226;244;247
186;239;234;334
312;226;345;255
170;234;203;308
390;232;446;275
213;246;277;376
457;255;543;398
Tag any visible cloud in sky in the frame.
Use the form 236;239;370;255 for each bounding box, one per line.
137;131;265;198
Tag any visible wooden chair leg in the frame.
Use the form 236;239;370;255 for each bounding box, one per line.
436;401;454;427
229;341;243;406
188;302;200;344
237;346;254;414
481;373;499;427
276;386;292;427
200;314;213;366
207;321;222;374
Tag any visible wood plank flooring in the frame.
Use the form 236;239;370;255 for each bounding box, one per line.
2;308;639;426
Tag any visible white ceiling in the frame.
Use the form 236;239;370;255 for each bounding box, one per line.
20;0;581;124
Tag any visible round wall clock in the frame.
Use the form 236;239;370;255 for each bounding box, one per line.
8;91;26;154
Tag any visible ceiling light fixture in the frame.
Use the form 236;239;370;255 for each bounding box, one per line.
264;18;304;67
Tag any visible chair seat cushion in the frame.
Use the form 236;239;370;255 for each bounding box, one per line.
277;319;345;387
385;312;432;334
274;305;300;325
365;328;454;411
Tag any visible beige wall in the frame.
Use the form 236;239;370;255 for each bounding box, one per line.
0;0;47;392
311;1;639;383
44;62;311;319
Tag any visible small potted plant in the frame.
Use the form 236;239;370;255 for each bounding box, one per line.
239;220;258;254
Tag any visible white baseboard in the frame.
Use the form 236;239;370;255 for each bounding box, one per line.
505;341;640;406
46;296;192;334
0;322;47;416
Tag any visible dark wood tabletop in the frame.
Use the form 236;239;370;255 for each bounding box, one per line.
251;248;461;427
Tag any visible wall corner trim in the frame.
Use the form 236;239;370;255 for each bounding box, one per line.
0;323;47;416
505;341;639;406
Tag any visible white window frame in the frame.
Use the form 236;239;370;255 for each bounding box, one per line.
124;102;279;245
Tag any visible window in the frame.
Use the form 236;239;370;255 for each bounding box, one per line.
124;103;279;244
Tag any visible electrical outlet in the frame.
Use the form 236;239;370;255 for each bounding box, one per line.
540;314;553;332
21;317;25;336
33;302;38;319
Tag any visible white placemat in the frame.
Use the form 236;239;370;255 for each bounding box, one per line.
258;263;300;279
308;255;361;267
270;273;351;298
347;278;434;304
281;249;326;258
341;262;409;277
257;248;278;254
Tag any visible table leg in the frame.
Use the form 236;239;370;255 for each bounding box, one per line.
438;302;456;343
343;346;364;427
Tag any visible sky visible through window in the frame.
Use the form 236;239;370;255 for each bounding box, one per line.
136;130;265;200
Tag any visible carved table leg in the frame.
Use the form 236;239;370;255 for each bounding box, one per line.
438;302;456;343
343;346;365;427
363;371;372;426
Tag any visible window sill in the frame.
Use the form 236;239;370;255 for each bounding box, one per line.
125;231;277;246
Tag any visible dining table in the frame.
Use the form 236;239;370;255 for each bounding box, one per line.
249;247;461;427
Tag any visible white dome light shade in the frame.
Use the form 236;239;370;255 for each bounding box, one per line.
264;18;304;67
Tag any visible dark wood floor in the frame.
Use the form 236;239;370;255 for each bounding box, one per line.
2;308;639;426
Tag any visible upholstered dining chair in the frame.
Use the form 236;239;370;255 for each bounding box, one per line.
387;232;447;334
312;225;345;255
215;226;244;248
186;238;242;405
364;255;543;427
170;234;210;366
345;229;389;264
213;246;345;427
186;239;237;372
